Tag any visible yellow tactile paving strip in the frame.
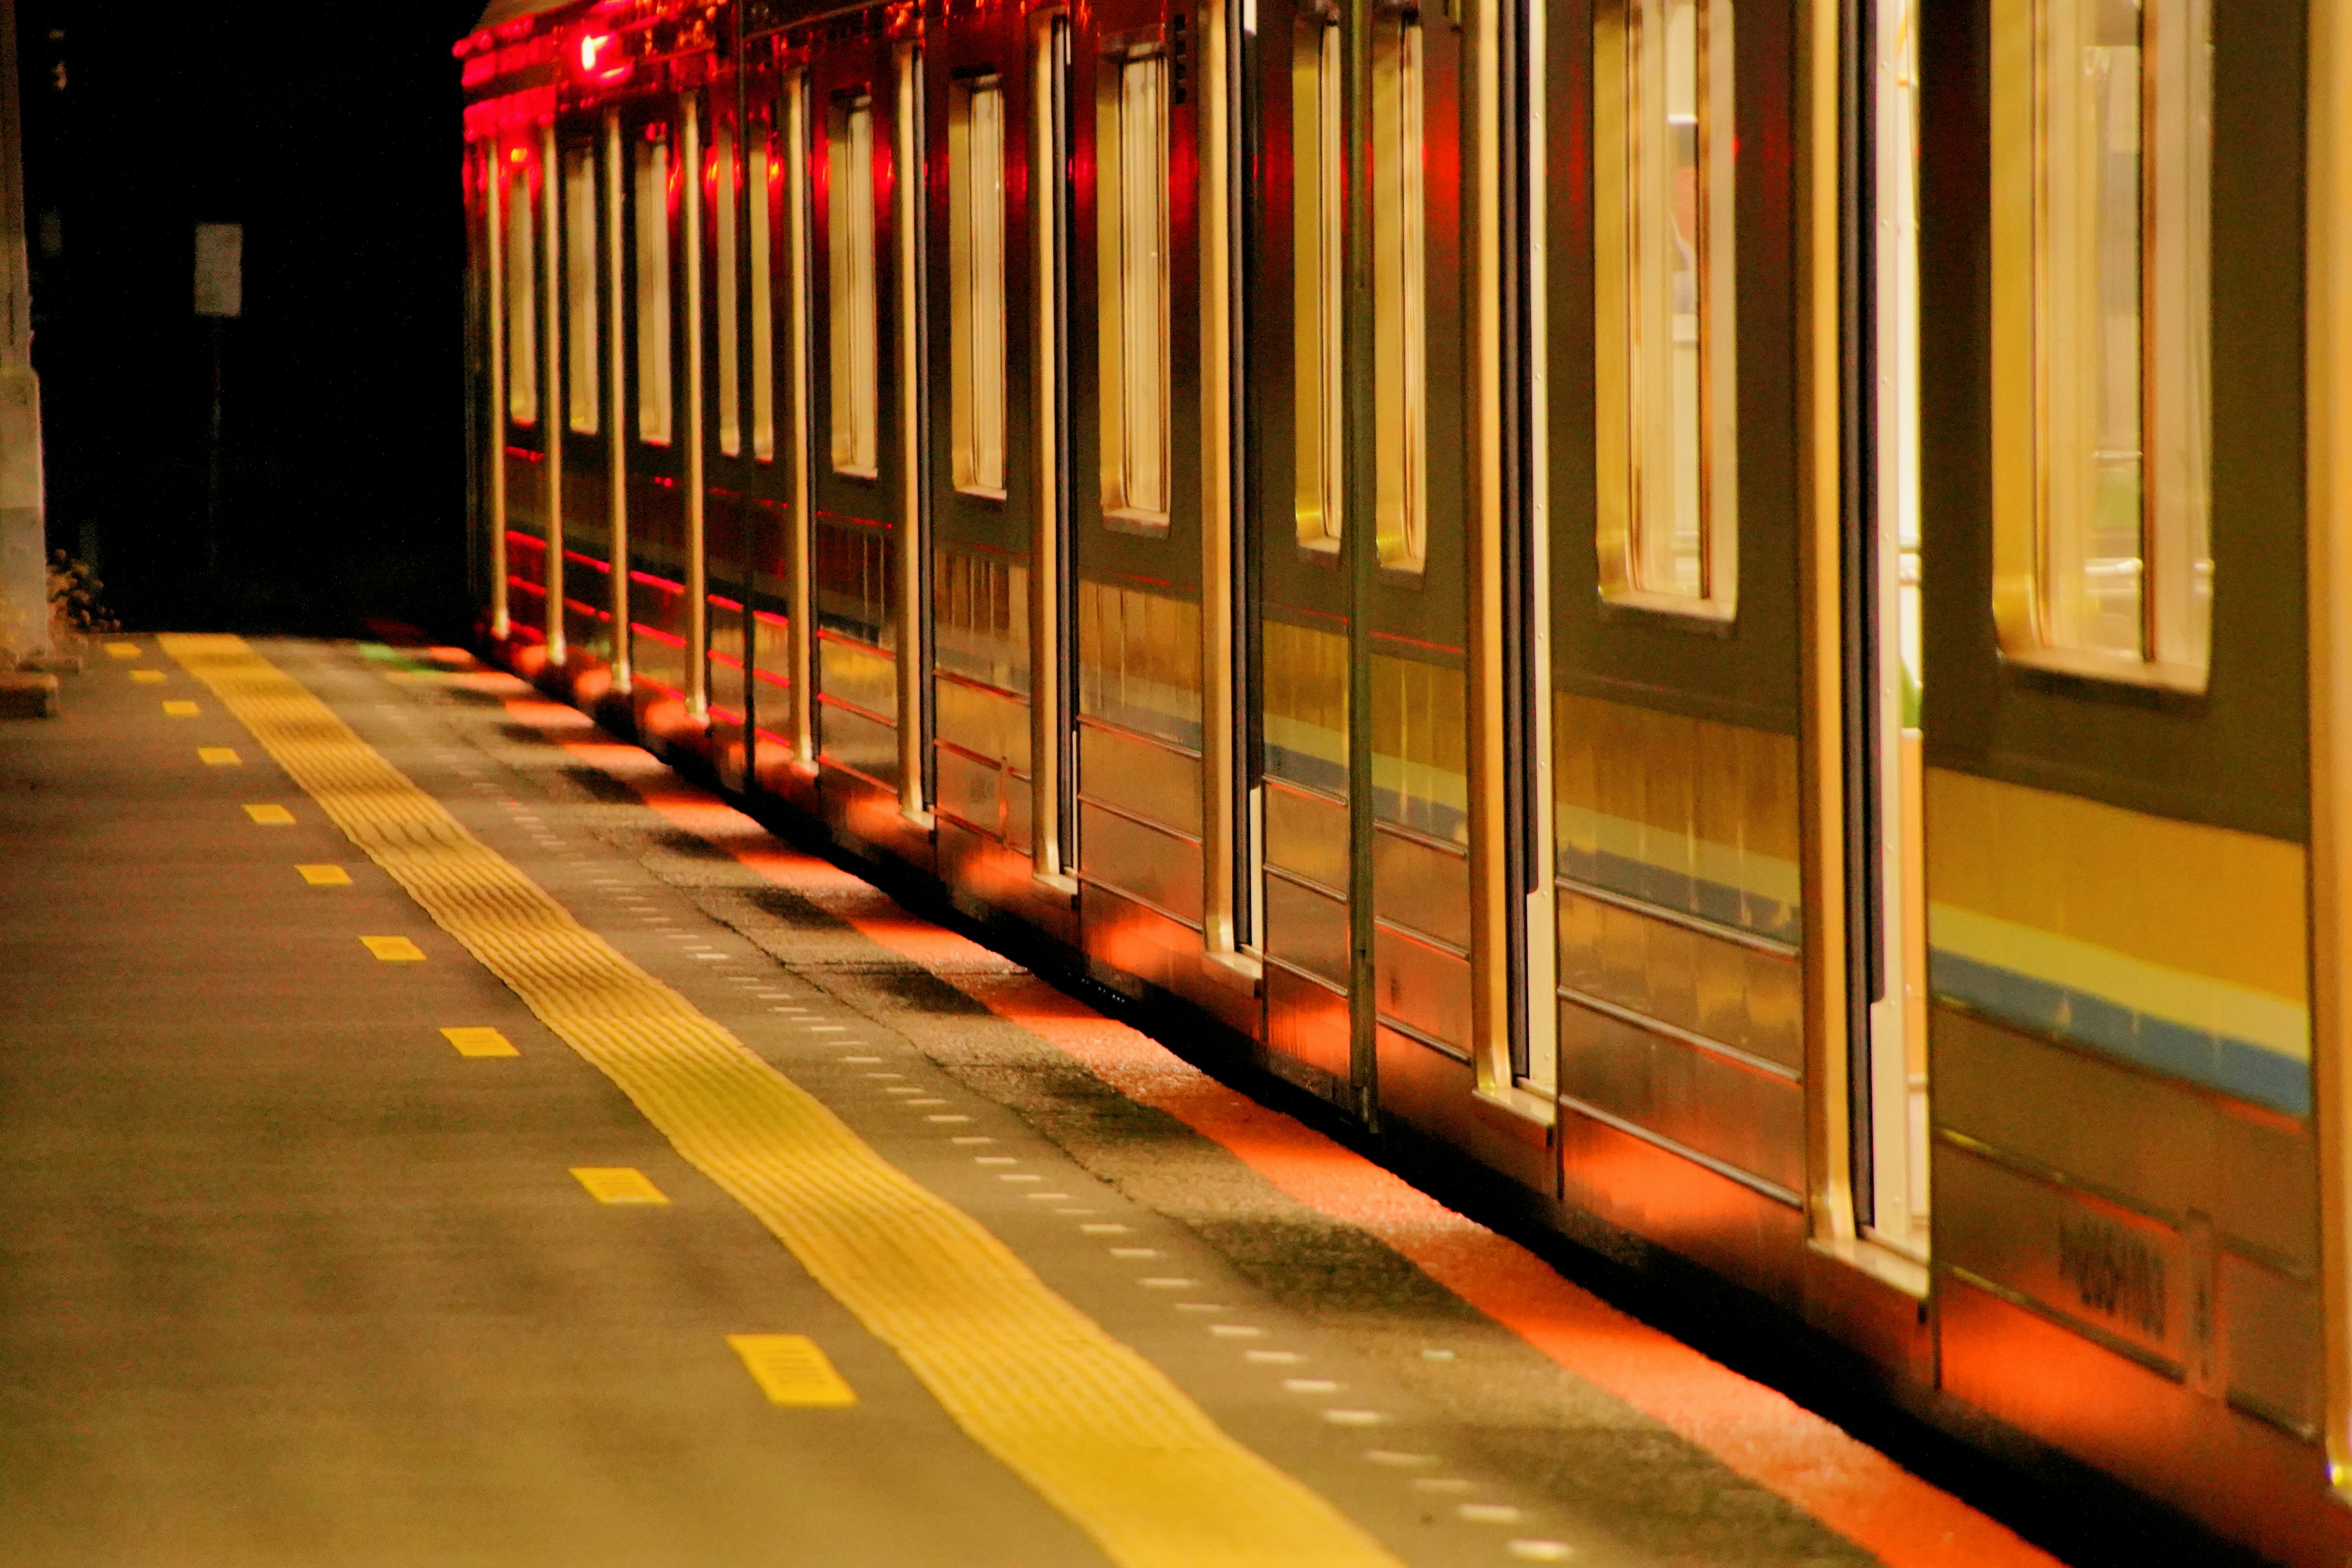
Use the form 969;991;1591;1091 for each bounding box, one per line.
161;634;1400;1568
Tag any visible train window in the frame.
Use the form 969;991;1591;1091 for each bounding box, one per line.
829;94;881;478
1294;18;1343;553
750;135;776;463
635;134;674;446
715;117;742;458
1992;0;2211;685
1371;12;1427;573
951;77;1009;499
1594;0;1738;617
564;149;598;437
505;160;538;428
1099;49;1171;527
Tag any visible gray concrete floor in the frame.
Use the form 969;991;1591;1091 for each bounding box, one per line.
0;638;1887;1567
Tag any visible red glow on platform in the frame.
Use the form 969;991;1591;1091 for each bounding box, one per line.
507;696;595;731
483;682;2062;1568
638;696;706;748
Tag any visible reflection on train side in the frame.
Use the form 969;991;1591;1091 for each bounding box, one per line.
456;0;2340;1557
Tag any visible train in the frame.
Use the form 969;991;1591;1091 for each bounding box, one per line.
456;0;2352;1558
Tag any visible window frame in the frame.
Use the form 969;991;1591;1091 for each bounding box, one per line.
564;145;600;437
1989;0;2214;692
950;72;1011;500
1371;5;1428;575
828;90;882;480
634;129;675;447
1096;40;1173;532
1294;13;1344;555
506;154;540;429
714;113;742;458
750;129;778;464
1593;0;1740;620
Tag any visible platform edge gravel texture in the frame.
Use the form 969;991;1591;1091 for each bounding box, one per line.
160;631;1404;1568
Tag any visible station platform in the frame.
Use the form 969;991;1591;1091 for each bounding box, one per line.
0;635;2070;1568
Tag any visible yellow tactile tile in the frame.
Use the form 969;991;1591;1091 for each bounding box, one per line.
572;1166;669;1205
129;669;166;684
242;804;296;825
440;1025;518;1057
360;935;425;962
296;864;352;886
161;632;1403;1568
104;641;140;659
729;1334;858;1407
162;700;198;717
197;747;241;767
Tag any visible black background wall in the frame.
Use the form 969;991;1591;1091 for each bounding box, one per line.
21;2;484;636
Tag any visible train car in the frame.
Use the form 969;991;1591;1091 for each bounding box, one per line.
455;0;2352;1559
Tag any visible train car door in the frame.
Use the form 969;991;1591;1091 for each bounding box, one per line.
556;107;622;686
920;0;1074;933
1238;0;1487;1127
468;133;503;639
741;26;820;812
1540;0;1822;1291
737;39;811;810
1029;9;1079;907
1353;0;1483;1133
1063;0;1226;1006
464;140;490;621
1843;0;1929;1262
1245;0;1355;1099
491;123;553;655
804;7;933;865
617;90;701;736
702;59;794;790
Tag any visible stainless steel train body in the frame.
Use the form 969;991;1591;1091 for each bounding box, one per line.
458;0;2352;1557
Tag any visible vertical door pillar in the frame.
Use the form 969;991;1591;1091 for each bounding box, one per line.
787;72;817;768
606;110;632;693
684;92;710;718
1796;0;1857;1242
542;119;567;665
1467;0;1511;1101
1342;0;1380;1123
1030;13;1071;880
1199;0;1243;954
2307;0;2352;1493
896;42;930;821
487;141;510;641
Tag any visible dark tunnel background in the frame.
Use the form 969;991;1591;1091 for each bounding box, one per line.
20;4;485;637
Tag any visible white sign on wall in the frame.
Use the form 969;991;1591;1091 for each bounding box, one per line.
194;223;241;318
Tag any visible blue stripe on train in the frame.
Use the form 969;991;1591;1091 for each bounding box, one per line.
1929;949;2310;1117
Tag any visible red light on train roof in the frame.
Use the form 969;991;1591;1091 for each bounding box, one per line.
576;31;633;87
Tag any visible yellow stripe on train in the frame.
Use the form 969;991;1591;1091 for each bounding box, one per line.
1924;767;2305;1006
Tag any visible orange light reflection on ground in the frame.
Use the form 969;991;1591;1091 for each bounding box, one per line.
502;699;2058;1568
